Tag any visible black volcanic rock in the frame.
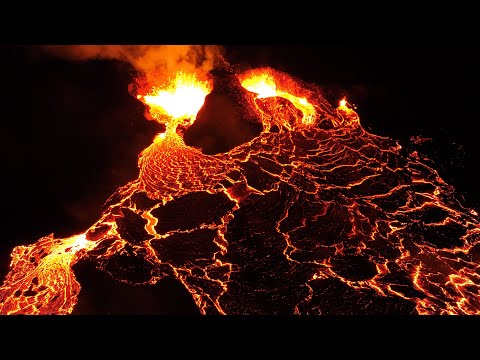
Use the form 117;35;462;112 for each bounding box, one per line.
183;68;263;155
72;260;199;315
151;191;236;233
330;254;378;281
116;208;153;245
150;229;219;267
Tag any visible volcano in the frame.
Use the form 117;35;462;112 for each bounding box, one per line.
1;61;479;315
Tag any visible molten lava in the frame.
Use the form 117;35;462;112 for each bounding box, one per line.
240;70;316;126
0;233;96;314
1;65;480;315
139;71;212;125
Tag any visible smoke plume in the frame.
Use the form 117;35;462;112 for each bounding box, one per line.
39;45;225;83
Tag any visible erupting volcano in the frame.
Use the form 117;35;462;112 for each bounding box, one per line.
1;52;480;315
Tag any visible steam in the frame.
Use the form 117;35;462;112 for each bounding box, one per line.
39;45;225;83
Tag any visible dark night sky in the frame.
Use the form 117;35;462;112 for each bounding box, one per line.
0;44;478;314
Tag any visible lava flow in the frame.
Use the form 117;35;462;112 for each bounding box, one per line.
1;65;480;315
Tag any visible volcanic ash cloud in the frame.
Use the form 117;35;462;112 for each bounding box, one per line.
39;45;225;83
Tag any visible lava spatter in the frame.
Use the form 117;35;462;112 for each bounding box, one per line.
1;66;479;315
